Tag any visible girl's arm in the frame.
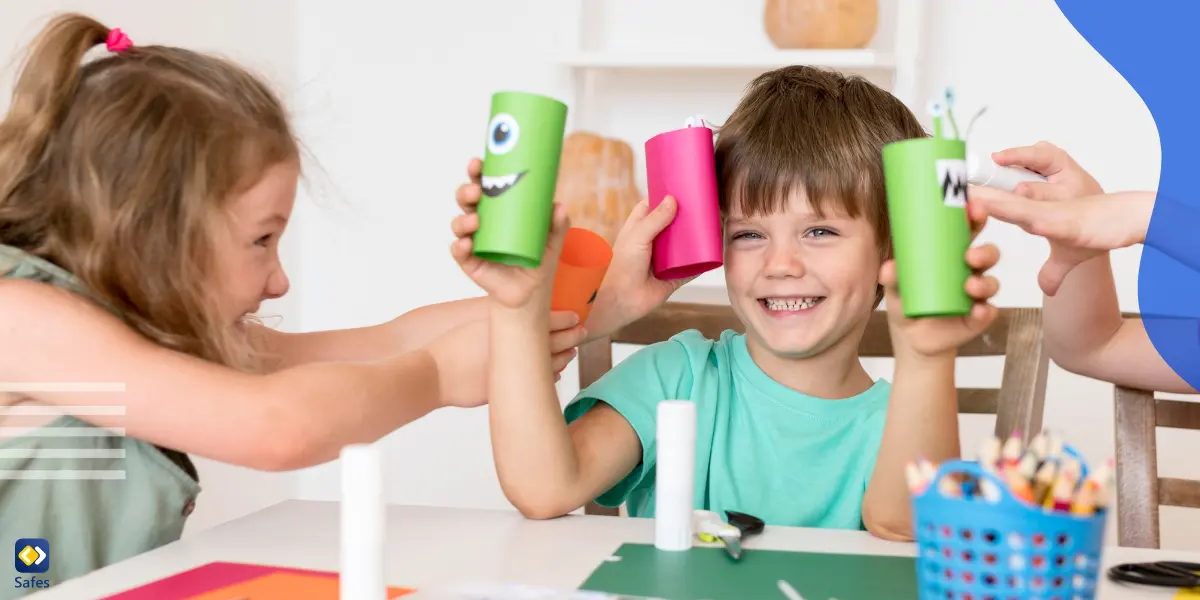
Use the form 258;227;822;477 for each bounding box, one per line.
488;302;642;519
0;279;449;471
249;297;488;367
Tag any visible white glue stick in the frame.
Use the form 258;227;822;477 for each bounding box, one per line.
967;151;1047;192
341;443;386;600
655;400;696;551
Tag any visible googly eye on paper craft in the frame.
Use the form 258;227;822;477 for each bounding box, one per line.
940;87;956;109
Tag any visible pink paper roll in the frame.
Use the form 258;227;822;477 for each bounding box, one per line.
644;125;723;280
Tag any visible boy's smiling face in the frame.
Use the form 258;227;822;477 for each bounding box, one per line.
724;187;882;359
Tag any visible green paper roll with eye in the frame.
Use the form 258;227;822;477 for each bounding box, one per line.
472;91;568;268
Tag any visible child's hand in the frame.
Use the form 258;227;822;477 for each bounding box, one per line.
426;311;586;408
881;241;1001;361
968;141;1105;296
584;196;693;339
451;157;571;309
450;159;572;310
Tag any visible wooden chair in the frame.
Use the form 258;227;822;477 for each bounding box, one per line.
1113;384;1200;548
577;301;1051;516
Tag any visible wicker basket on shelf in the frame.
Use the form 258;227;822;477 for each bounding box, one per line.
764;0;879;49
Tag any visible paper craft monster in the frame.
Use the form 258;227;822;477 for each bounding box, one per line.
481;98;562;204
472;92;568;268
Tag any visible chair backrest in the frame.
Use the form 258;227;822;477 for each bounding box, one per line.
1113;384;1200;548
576;300;1051;516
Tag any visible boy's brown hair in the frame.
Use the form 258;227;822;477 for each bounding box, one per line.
0;13;298;370
714;66;927;264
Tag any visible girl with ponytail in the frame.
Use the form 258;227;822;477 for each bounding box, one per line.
0;12;603;590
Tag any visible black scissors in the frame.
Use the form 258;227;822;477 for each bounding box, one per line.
1107;561;1200;588
720;510;764;560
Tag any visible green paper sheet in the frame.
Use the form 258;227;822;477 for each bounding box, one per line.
578;543;919;600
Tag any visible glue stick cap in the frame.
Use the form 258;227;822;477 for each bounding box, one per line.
966;152;992;186
657;400;696;443
967;150;1047;191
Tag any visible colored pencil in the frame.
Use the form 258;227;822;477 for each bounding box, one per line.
908;431;1114;519
905;461;925;494
1070;479;1098;515
999;430;1024;470
978;436;1001;473
1031;460;1058;506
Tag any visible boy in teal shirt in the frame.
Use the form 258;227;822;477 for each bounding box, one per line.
450;66;1003;541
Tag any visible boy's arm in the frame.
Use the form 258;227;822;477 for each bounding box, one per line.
862;354;961;542
489;302;643;519
865;242;999;541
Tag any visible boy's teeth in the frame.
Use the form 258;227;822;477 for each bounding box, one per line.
765;297;820;311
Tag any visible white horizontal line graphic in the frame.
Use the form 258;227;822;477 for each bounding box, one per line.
0;449;126;459
0;470;126;480
0;383;125;393
0;405;126;416
0;427;125;437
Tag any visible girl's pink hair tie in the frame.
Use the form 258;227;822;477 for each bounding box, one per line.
106;28;133;53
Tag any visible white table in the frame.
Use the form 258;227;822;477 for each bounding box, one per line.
29;500;1194;599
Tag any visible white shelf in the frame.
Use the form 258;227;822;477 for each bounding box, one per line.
563;49;895;71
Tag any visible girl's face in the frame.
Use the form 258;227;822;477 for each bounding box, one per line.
214;160;297;327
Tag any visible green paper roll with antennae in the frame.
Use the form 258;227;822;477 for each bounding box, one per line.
882;136;973;318
472;91;568;268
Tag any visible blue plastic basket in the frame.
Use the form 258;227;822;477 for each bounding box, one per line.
911;451;1107;600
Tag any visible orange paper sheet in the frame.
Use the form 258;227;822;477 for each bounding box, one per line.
185;572;413;600
551;227;613;324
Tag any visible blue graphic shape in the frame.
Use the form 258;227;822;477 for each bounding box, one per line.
1055;0;1200;390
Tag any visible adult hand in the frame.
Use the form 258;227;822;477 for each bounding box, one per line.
968;141;1106;296
970;187;1152;296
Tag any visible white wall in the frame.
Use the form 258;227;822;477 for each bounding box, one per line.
3;0;1195;551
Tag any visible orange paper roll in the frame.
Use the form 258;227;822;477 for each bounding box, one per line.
551;227;613;324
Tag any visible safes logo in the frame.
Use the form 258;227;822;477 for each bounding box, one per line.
13;539;47;574
13;538;51;592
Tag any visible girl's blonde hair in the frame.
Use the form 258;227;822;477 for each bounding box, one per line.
0;13;298;370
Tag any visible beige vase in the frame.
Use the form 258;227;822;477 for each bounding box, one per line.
764;0;879;49
554;131;642;247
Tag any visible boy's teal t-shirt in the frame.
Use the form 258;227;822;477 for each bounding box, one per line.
564;329;891;530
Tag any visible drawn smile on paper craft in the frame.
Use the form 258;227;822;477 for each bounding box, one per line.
936;158;968;208
481;112;529;198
